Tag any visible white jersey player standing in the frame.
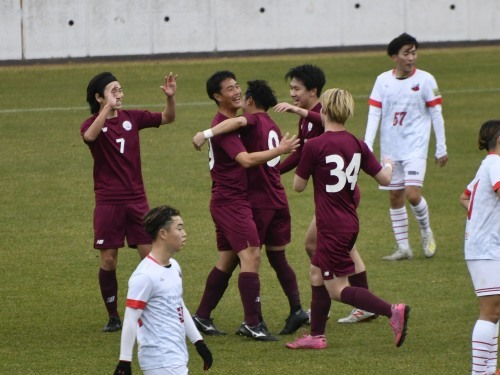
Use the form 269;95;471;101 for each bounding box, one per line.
114;205;213;375
459;120;500;375
364;33;448;261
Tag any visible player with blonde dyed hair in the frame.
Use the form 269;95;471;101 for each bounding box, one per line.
460;120;500;375
286;88;410;350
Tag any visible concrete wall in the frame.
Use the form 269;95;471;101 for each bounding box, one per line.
1;0;499;61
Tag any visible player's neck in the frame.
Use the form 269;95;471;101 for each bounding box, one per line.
325;121;345;132
306;99;320;111
218;106;239;119
149;247;173;267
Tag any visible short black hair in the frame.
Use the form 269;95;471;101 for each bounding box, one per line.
478;120;500;151
387;33;419;56
284;64;326;96
245;80;277;111
206;70;236;104
86;72;117;114
143;205;181;240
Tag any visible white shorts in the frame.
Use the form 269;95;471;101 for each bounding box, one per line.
143;366;188;375
379;158;427;190
467;260;500;297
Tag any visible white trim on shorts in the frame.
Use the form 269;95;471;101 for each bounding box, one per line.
142;365;188;375
379;158;427;190
467;260;500;296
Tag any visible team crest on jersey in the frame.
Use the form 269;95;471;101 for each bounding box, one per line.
102;127;108;133
122;121;132;131
411;84;420;92
308;122;313;132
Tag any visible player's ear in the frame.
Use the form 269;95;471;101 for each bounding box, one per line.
213;93;222;103
95;93;103;103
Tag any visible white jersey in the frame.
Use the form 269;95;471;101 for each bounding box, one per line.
464;154;500;260
126;256;188;370
365;68;446;161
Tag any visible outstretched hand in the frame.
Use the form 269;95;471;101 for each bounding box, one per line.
274;102;296;113
193;132;207;151
195;340;213;371
277;133;300;155
160;72;178;97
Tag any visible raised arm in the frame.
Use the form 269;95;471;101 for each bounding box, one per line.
159;72;177;125
193;116;248;150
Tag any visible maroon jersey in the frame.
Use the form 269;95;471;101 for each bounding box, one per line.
208;112;248;204
240;112;288;209
296;130;382;234
280;102;323;174
80;110;162;205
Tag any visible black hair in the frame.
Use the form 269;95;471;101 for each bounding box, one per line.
86;72;117;114
143;205;181;240
478;120;500;151
284;64;326;96
245;80;277;111
206;70;237;104
387;33;419;56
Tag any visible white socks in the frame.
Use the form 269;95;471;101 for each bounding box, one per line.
471;319;498;374
410;197;431;234
389;207;409;250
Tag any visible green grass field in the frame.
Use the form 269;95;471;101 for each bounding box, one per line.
1;45;499;374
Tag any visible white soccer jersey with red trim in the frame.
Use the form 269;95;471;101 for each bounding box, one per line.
368;69;443;161
125;256;188;370
464;154;500;260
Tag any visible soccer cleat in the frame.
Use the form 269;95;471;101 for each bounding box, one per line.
382;246;413;261
389;304;410;347
236;322;279;341
279;309;310;334
337;308;378;324
192;314;227;335
285;334;328;349
103;316;122;332
421;230;437;258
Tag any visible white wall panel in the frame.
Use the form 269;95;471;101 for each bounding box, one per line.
406;0;468;42
22;0;87;59
0;0;22;60
339;0;405;46
467;0;500;40
86;0;152;57
151;0;216;53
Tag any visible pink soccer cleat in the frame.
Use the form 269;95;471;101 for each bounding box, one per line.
389;304;410;347
285;334;327;349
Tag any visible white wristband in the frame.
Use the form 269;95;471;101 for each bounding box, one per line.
383;163;393;172
203;129;214;139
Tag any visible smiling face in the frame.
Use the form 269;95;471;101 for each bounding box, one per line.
289;78;317;110
392;44;417;78
214;78;242;112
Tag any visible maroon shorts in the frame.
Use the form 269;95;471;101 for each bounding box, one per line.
210;200;260;252
252;207;291;247
93;202;152;250
312;231;358;279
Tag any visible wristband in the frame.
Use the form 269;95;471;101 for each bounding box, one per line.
203;129;214;139
383;163;393;172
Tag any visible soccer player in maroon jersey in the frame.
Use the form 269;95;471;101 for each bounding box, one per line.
192;71;298;341
275;65;376;324
193;80;309;335
81;71;177;332
286;88;410;350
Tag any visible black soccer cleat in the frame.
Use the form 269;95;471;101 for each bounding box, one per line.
103;316;122;332
278;309;310;335
236;321;279;342
193;314;227;335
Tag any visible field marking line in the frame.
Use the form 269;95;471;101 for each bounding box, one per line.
1;88;499;114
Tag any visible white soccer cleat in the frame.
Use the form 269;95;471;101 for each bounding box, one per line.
421;230;437;258
382;246;413;261
337;308;378;324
